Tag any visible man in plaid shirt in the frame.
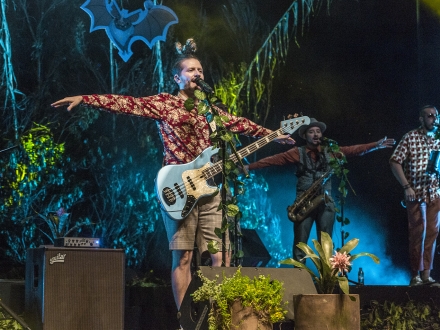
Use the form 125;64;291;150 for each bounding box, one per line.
390;105;440;286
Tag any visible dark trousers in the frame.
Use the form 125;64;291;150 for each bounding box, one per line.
293;201;335;262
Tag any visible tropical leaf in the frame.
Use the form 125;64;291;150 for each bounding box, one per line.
280;231;380;294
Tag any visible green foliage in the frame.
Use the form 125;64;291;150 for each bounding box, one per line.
1;123;65;208
0;0;337;274
280;231;379;294
0;318;23;330
0;307;25;329
214;63;247;116
192;268;287;330
187;91;246;259
361;300;440;330
0;123;80;262
126;270;168;288
72;119;162;268
324;142;356;239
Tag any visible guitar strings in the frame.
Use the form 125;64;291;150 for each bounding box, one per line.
161;126;296;203
161;119;306;204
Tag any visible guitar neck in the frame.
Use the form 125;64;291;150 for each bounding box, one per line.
203;128;285;179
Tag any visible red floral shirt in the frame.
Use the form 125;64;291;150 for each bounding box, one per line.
82;93;271;165
390;127;440;202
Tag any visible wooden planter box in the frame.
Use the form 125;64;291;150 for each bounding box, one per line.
293;294;360;330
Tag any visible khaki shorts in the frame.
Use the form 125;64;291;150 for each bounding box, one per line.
161;193;230;254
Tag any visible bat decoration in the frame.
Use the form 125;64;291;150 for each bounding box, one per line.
81;0;178;62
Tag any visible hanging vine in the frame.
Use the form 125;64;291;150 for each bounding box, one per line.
0;0;23;140
217;0;333;126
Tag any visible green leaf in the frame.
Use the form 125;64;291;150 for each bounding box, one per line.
279;258;318;281
207;240;220;254
319;232;334;265
227;204;240;217
220;115;230;123
197;102;210;115
214;227;223;239
337;276;349;294
350;252;380;264
235;250;244;258
339;237;359;254
194;90;206;100
184;98;194;111
208;95;218;103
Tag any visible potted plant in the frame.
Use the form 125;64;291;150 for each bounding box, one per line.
191;267;287;330
279;231;379;330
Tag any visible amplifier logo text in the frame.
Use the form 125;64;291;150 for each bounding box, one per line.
49;253;66;264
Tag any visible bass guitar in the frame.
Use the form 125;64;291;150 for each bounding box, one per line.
155;116;310;220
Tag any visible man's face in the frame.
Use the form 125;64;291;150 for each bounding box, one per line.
420;107;438;132
305;126;322;147
174;58;204;91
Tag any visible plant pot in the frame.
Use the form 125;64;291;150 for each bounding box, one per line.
293;294;360;330
230;300;272;330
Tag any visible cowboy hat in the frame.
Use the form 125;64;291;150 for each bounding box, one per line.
298;118;326;138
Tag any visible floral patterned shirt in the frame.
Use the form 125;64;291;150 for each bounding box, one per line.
390;127;440;202
82;93;271;165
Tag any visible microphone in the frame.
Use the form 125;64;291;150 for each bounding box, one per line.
320;137;338;146
192;75;213;94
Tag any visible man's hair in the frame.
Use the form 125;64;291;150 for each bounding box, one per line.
171;38;201;75
419;104;438;117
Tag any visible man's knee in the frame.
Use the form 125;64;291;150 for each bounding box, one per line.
172;250;192;269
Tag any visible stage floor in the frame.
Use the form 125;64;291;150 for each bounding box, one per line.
350;283;440;308
2;279;440;330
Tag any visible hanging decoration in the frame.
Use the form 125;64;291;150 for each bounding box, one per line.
80;0;178;62
218;0;332;125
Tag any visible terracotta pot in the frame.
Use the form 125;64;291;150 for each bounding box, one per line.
293;294;360;330
230;300;272;330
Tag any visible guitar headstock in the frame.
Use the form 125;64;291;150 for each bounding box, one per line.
280;116;311;134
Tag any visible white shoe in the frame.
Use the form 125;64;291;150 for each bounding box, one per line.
409;275;422;286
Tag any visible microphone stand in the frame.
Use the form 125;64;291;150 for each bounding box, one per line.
193;79;245;267
324;139;360;286
0;145;18;154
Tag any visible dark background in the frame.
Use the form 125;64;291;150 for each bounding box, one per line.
247;0;440;284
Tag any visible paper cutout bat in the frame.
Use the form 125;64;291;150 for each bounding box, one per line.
81;0;178;62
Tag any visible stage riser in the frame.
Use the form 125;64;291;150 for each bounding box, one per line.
350;285;440;308
0;280;25;314
3;276;440;329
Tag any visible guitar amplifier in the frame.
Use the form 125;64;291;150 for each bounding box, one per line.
54;237;100;248
25;247;125;330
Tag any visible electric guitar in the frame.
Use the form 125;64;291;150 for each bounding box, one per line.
155;116;311;220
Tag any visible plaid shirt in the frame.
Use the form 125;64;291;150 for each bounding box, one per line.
390;127;440;202
82;93;271;165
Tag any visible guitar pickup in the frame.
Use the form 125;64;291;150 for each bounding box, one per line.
186;176;197;191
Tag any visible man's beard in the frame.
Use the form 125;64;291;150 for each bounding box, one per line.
424;120;438;134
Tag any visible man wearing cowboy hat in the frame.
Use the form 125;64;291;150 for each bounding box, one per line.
247;118;395;262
